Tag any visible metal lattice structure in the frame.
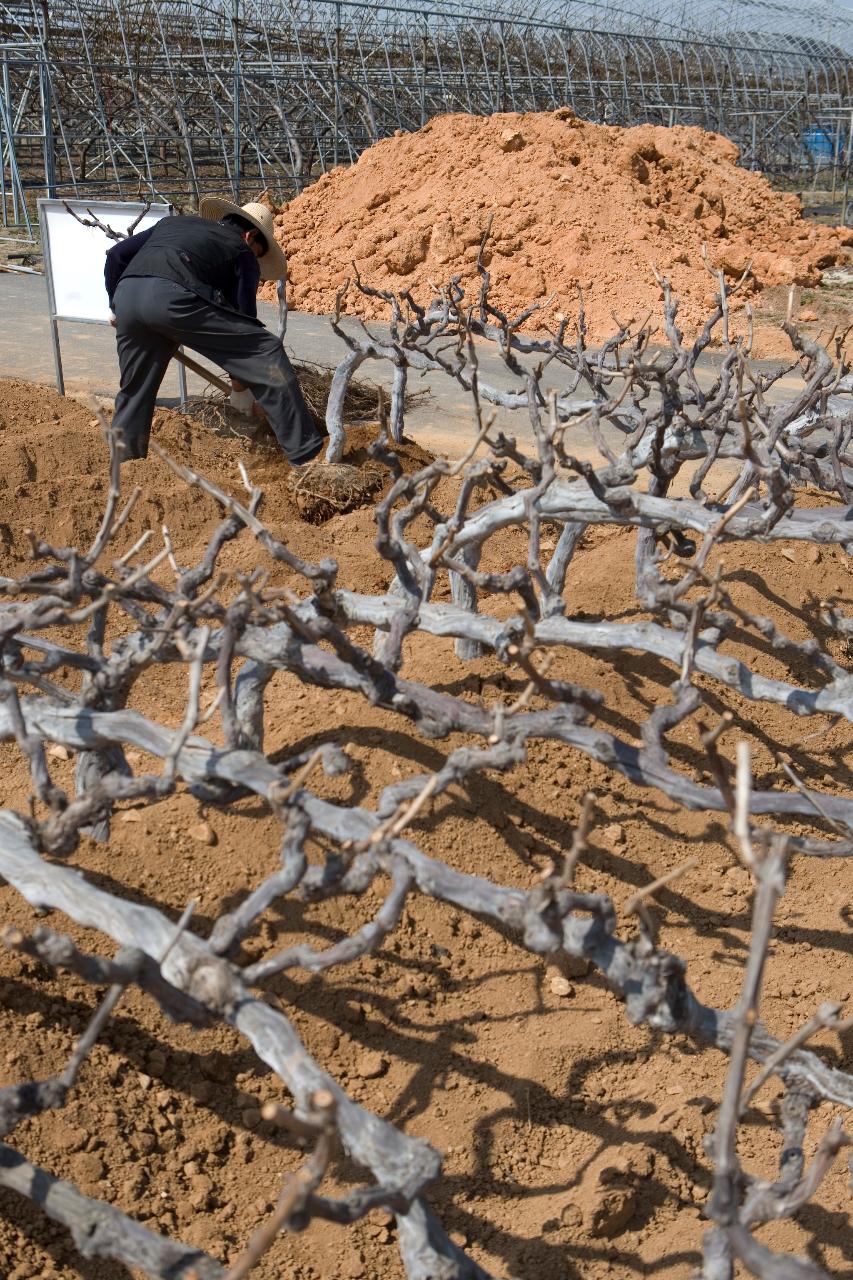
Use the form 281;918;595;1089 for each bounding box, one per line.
0;0;851;226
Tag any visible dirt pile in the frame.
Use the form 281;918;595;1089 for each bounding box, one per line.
1;380;853;1279
262;111;852;345
0;381;430;558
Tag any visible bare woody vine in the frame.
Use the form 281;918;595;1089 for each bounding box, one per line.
0;245;852;1280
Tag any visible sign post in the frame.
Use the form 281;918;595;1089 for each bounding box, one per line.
37;198;187;405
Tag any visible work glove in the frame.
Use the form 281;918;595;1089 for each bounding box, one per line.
229;384;254;416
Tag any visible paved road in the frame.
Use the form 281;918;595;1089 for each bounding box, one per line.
0;271;799;461
1;272;544;457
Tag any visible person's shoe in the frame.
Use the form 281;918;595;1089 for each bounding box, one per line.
289;442;324;468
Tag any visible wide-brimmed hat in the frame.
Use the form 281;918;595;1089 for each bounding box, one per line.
199;196;287;282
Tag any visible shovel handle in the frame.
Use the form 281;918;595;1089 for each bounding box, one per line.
173;350;231;396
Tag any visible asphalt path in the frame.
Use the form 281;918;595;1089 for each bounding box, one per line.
0;271;801;462
1;271;532;456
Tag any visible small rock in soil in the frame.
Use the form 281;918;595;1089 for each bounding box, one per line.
189;820;217;845
549;976;574;997
130;1131;156;1156
498;128;525;152
53;1120;86;1153
588;1185;637;1238
70;1151;105;1184
560;1202;583;1228
356;1051;388;1079
189;1173;214;1210
600;822;626;848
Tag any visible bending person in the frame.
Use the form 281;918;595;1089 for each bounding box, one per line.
104;198;323;465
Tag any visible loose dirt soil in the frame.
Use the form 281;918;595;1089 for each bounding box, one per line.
0;379;852;1279
261;112;853;360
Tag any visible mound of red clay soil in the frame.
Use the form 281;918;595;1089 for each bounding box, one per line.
262;111;852;350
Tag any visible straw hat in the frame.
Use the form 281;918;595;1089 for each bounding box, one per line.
198;197;287;282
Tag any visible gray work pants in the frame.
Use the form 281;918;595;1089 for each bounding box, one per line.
111;276;323;463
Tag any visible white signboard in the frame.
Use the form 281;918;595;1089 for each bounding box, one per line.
37;198;184;399
40;199;172;322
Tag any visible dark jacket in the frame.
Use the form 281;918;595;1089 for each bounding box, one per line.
105;216;260;318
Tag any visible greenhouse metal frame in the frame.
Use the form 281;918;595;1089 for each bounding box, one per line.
0;0;851;226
